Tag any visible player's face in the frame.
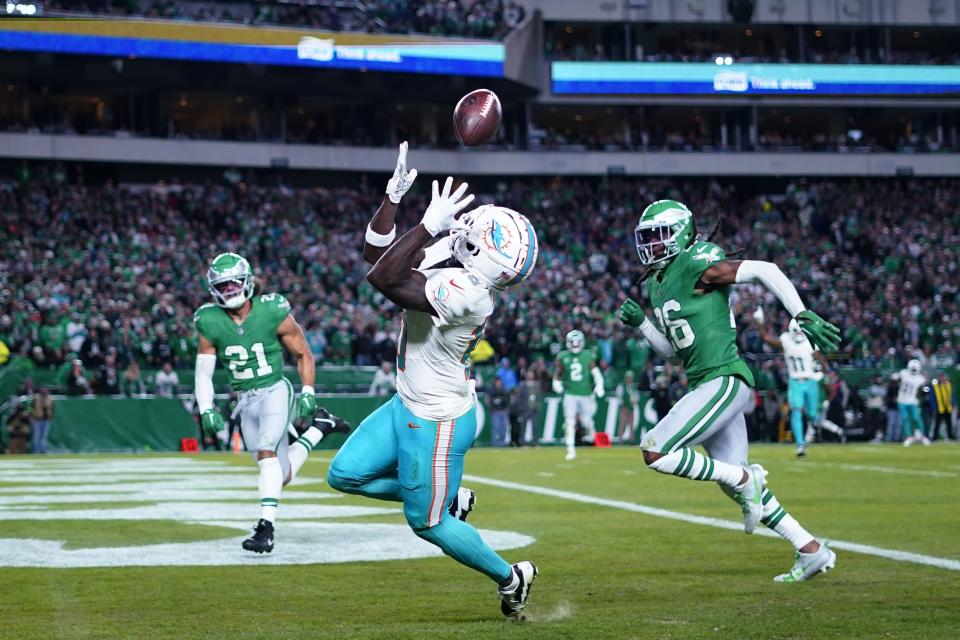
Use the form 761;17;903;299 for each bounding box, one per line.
636;226;668;263
214;280;244;298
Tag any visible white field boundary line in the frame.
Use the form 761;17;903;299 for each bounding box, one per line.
797;461;958;478
463;474;960;573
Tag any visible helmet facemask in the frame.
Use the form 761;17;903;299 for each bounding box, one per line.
634;201;694;269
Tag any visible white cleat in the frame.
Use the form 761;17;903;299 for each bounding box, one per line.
774;540;837;583
448;487;476;522
498;561;538;619
903;436;914;447
565;448;576;461
732;464;767;534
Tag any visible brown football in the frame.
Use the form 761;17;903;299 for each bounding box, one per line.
453;89;502;146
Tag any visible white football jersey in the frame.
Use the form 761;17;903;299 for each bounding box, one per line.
395;267;494;421
780;333;816;380
897;370;926;406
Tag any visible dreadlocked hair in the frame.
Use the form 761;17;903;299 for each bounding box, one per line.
696;212;744;258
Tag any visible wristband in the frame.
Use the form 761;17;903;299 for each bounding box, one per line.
365;224;396;248
301;385;315;396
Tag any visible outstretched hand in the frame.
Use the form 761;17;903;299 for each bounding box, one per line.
421;176;475;236
386;141;418;204
796;310;841;354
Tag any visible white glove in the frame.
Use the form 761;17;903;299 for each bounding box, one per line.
594;384;605;399
385;141;418;204
552;380;563;395
421;176;475;236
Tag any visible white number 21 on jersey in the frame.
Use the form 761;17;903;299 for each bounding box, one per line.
223;343;273;380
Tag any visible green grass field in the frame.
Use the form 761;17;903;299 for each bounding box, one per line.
1;444;959;640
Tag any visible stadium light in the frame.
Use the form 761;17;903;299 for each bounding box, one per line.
4;2;41;15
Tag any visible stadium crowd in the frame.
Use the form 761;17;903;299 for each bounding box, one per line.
2;163;959;387
46;0;524;38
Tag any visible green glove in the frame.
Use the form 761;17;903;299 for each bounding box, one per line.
796;310;841;354
619;298;645;328
296;387;318;421
200;409;224;436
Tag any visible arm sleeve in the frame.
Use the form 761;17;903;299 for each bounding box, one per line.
194;353;217;413
591;366;604;388
424;269;490;327
735;260;806;318
639;317;676;359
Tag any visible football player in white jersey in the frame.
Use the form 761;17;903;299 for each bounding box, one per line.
759;314;829;456
898;359;930;446
326;143;539;619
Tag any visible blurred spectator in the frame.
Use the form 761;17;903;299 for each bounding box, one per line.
154;361;180;398
6;398;31;454
510;368;541;446
929;371;955;441
122;361;147;398
652;370;672;423
368;361;397;397
30;386;54;453
864;375;886;443
95;352;121;395
885;374;902;442
495;357;518;392
64;359;92;396
486;377;511;447
615;370;640;443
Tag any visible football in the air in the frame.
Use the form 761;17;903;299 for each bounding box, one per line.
453;89;502;146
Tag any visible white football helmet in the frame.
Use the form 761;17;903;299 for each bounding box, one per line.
207;252;254;309
788;319;806;343
907;359;922;375
451;204;538;290
566;330;585;353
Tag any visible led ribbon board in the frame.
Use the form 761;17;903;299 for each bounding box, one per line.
0;19;504;77
552;61;960;95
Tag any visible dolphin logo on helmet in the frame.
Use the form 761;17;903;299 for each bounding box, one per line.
452;205;538;290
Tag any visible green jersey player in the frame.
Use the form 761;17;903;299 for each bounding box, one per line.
619;200;841;582
194;252;348;553
552;330;605;460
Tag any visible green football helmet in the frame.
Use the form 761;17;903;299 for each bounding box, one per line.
565;329;585;353
207;252;254;309
634;200;694;269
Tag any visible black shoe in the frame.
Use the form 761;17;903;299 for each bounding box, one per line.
448;487;476;522
242;519;275;554
312;407;351;439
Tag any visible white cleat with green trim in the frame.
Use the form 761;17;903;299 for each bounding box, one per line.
774;540;837;583
732;463;767;534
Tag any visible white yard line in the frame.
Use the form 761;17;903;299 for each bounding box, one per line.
798;461;958;478
463;474;960;573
